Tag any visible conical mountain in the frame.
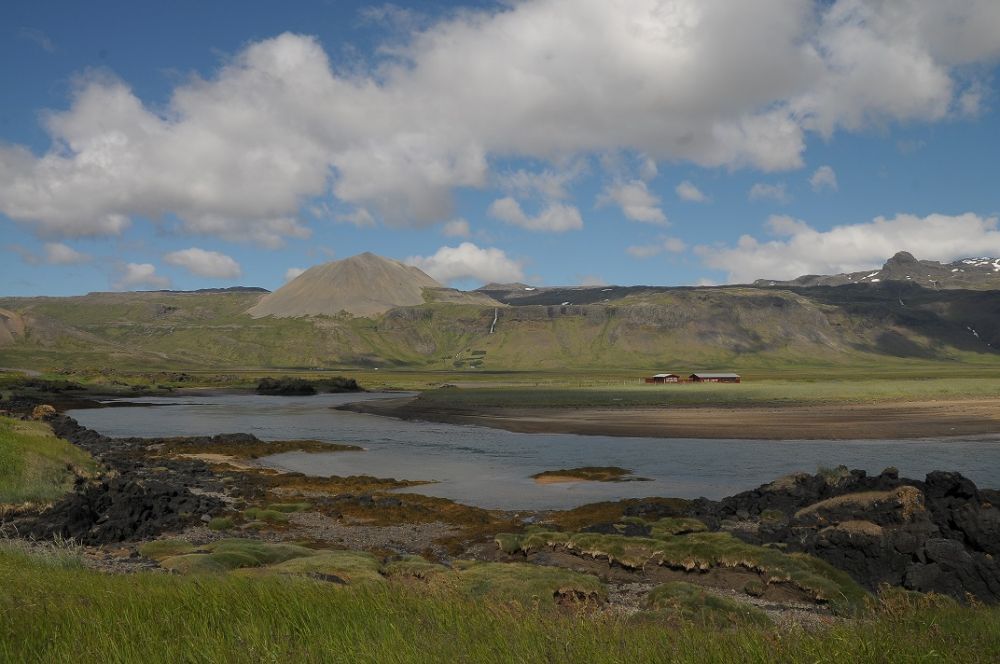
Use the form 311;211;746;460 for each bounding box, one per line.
248;252;443;318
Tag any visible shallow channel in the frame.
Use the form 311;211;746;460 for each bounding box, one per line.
68;392;1000;510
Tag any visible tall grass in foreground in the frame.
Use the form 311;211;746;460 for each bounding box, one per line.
1;547;997;663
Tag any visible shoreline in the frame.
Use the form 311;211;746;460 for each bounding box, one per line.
339;395;1000;441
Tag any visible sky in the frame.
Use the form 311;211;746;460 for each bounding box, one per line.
1;0;1000;295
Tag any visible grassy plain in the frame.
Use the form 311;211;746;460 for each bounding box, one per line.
1;545;998;663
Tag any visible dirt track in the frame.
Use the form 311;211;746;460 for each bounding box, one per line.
343;396;1000;440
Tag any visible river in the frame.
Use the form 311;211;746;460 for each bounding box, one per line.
67;392;1000;510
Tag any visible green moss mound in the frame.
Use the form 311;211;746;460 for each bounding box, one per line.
638;582;769;627
496;529;865;609
206;517;234;531
159;539;319;574
248;551;384;585
243;508;289;523
446;561;605;607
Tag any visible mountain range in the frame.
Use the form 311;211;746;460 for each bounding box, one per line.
2;252;999;371
753;251;1000;290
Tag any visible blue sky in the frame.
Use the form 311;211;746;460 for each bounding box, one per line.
2;0;999;295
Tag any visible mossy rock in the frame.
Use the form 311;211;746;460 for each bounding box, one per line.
138;539;195;561
639;582;769;627
446;561;605;607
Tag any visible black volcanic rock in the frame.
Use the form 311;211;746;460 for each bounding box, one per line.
692;467;1000;602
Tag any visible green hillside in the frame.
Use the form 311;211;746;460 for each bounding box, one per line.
1;283;999;373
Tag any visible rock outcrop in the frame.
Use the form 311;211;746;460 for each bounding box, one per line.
692;467;1000;602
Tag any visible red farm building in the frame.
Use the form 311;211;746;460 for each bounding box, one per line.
645;373;680;384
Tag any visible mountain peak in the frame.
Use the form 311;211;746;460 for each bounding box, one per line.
885;251;917;267
248;252;442;318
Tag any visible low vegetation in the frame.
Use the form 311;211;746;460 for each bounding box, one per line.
531;466;649;482
0;416;96;505
496;526;866;610
412;377;1000;410
256;376;362;396
638;581;769;627
158;437;361;459
2;545;998;663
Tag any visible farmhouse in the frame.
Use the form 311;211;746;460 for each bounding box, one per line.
689;373;741;384
645;373;680;384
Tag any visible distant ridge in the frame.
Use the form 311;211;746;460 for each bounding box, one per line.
248;252;443;318
754;252;1000;291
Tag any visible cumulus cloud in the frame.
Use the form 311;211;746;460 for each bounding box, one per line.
285;267;306;281
441;219;471;237
488;197;583;232
697;212;1000;283
809;165;838;192
163;248;242;278
627;236;687;258
406;242;524;284
1;2;999;241
45;242;91;265
602;180;668;224
497;163;585;201
749;182;790;203
10;242;92;265
113;263;170;290
675;180;709;203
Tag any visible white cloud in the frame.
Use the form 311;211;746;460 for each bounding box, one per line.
639;157;658;182
113;263;170;290
336;208;376;228
44;242;91;265
285;267;306;281
675;180;709;203
697;212;1000;283
748;182;790;203
406;242;524;284
2;3;999;240
602;180;668;224
488;197;583;232
497;163;585;201
809;165;838;192
626;244;662;259
163;247;242;279
627;236;687;258
8;242;92;265
441;219;471;237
